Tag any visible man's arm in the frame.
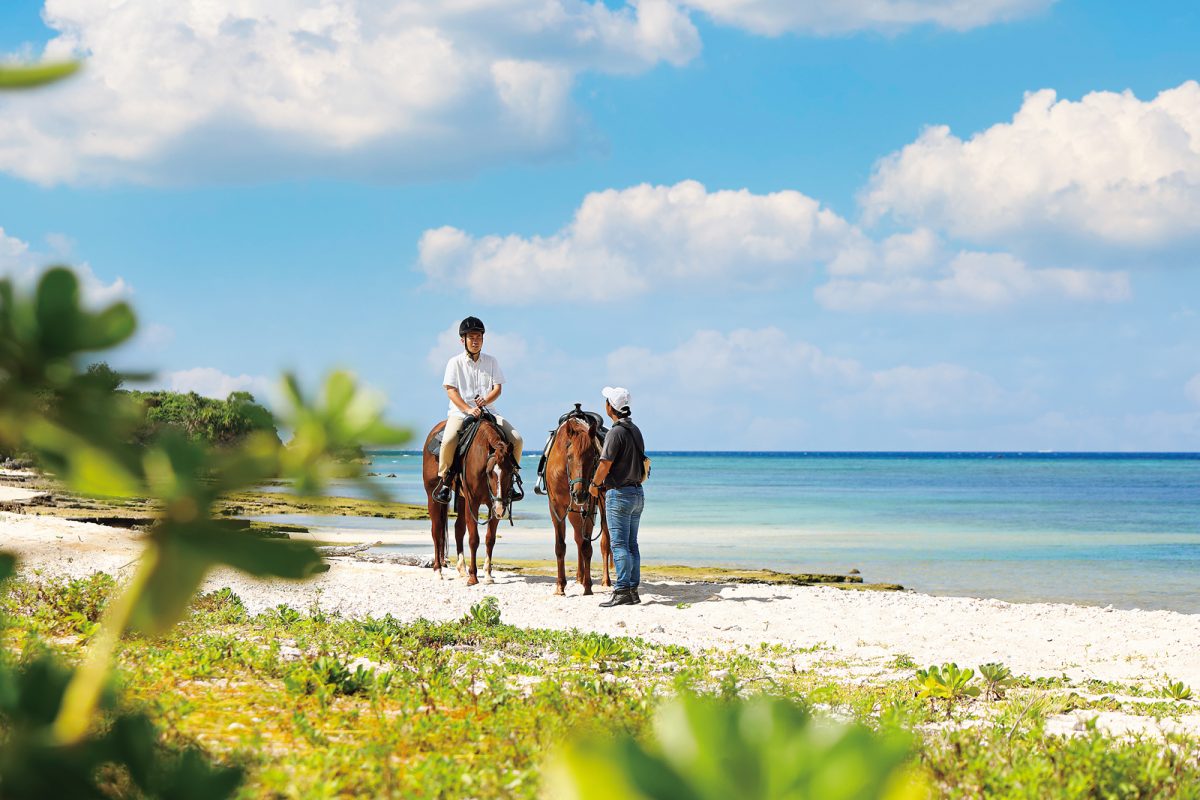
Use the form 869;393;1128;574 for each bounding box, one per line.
476;384;502;407
589;459;614;497
446;386;481;417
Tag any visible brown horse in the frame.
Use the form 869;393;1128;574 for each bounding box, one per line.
545;416;611;595
422;417;518;585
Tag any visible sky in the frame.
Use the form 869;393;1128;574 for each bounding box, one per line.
1;0;1199;451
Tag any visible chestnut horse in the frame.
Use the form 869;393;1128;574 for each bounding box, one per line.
422;417;518;585
545;416;612;595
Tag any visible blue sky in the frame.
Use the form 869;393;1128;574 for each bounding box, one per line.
1;0;1198;450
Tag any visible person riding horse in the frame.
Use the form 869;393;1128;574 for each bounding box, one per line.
433;316;524;505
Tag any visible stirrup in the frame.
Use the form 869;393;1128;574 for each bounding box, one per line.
432;478;452;505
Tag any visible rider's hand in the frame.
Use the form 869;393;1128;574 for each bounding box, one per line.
471;406;483;418
588;483;600;498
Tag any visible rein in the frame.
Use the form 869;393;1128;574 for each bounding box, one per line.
458;423;519;528
549;427;604;541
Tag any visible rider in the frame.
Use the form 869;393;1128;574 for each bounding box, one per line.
432;316;524;505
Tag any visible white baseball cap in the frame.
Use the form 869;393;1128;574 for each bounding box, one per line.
601;386;631;411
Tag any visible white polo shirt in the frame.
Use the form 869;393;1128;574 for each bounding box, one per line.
444;352;505;419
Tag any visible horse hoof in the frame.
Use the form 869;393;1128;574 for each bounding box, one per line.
583;587;593;596
466;576;479;586
554;587;565;596
484;576;494;585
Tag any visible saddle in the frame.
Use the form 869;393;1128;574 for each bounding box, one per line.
533;404;607;495
428;412;517;484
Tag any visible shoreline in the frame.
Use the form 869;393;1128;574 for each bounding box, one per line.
3;511;1198;693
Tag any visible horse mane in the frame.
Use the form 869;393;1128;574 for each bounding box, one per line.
478;419;513;464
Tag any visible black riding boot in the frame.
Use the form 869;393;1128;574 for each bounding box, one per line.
600;588;636;608
509;466;525;502
630;587;641;605
432;477;452;505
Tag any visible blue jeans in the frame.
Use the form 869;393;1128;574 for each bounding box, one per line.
606;485;644;591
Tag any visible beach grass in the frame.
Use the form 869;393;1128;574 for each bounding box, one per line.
2;574;1197;799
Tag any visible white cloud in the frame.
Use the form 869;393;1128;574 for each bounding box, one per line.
162;367;275;403
678;0;1054;35
863;363;1012;417
0;226;131;305
1186;374;1200;406
818;230;1130;311
605;326;1018;419
418;180;858;303
421;182;1130;311
2;0;699;185
425;323;529;374
134;322;175;352
862;81;1200;249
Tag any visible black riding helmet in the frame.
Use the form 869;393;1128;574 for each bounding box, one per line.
459;316;486;336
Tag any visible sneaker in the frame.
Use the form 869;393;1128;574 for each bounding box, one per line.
432;478;452;505
600;588;636;608
630;588;641;605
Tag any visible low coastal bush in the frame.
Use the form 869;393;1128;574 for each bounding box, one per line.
462;595;502;627
1161;680;1193;701
915;663;980;716
3;575;1200;798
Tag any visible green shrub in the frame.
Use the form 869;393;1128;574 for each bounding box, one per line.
462;596;502;627
915;663;980;716
571;633;631;672
1161;680;1193;701
979;662;1015;701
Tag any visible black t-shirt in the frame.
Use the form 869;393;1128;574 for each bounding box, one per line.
599;419;645;489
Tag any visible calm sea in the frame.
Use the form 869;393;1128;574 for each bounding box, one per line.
282;452;1200;614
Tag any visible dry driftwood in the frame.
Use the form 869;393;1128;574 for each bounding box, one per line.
314;541;383;557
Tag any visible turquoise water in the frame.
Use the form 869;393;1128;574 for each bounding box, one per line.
304;452;1200;614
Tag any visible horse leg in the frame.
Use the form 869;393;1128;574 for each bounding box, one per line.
595;500;612;587
454;497;467;576
429;501;445;580
576;515;593;596
483;517;498;584
552;509;568;596
601;524;612;589
466;505;480;586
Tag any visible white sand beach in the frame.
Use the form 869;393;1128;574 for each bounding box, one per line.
4;510;1199;694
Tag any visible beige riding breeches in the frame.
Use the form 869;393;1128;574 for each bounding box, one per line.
438;414;523;476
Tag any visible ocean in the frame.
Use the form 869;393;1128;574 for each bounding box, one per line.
277;452;1200;614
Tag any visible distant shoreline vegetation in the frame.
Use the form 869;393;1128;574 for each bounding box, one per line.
96;362;280;448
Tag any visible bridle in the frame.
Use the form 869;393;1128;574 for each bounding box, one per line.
484;442;520;526
458;425;520;528
550;421;603;540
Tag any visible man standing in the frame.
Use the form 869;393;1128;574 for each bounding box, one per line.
589;386;646;607
433;316;524;505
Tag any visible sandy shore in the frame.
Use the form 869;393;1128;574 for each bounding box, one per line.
3;511;1199;691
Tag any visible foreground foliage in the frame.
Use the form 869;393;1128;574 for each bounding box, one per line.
3;577;1199;799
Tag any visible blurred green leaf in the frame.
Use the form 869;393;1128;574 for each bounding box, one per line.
0;61;80;89
128;539;212;636
0;553;14;584
80;303;137;351
546;695;924;800
188;526;324;580
34;269;82;357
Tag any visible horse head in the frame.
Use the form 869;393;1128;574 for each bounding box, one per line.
484;429;516;519
563;417;598;506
